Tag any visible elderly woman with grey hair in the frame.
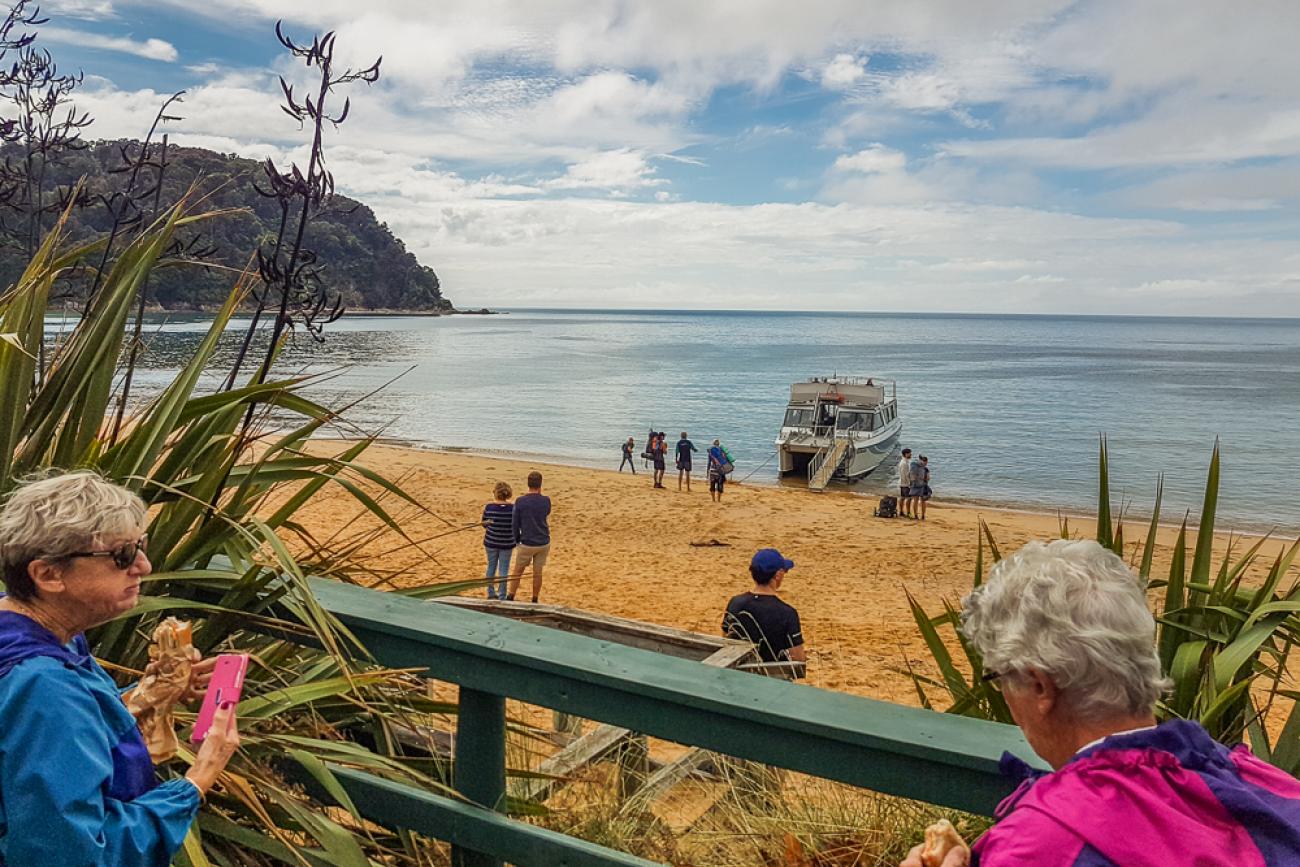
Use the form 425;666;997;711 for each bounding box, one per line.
0;471;241;866
903;538;1300;867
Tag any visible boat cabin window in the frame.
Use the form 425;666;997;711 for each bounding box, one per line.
784;407;814;428
835;411;876;432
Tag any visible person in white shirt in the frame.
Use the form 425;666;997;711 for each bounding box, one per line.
896;448;913;518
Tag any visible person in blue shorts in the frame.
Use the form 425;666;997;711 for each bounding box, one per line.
676;432;698;492
909;454;931;520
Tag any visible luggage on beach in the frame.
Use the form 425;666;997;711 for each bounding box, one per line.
874;495;898;518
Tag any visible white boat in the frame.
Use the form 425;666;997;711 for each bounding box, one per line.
775;376;902;491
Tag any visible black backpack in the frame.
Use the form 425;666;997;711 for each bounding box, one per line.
874;495;898;518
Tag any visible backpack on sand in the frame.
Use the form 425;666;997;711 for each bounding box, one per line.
874;495;898;518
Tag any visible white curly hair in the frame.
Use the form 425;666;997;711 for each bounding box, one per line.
0;471;147;601
960;538;1171;721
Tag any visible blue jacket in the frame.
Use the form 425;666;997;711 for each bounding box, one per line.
0;612;200;866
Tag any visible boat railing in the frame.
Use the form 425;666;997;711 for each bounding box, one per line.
807;376;896;396
806;428;851;482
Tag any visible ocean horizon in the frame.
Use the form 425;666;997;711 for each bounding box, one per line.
126;308;1300;535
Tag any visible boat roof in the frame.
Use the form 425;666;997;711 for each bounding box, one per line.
788;377;891;406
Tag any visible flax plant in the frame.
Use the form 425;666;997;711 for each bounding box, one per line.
905;438;1300;772
0;196;505;864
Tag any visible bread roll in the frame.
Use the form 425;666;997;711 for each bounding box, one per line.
920;819;967;867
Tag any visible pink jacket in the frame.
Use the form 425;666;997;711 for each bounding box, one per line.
974;720;1300;866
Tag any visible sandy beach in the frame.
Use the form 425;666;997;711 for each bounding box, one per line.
294;441;1300;707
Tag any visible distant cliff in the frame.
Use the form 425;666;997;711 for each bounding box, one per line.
0;141;450;312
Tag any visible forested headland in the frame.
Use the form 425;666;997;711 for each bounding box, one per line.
0;141;450;312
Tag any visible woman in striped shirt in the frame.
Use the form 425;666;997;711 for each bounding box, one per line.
481;482;516;600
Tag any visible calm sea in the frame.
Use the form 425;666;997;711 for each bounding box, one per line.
125;309;1300;534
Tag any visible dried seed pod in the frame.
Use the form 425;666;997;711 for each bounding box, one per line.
125;618;193;763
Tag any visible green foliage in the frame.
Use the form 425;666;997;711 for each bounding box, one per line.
0;140;450;311
906;438;1300;773
0;199;479;863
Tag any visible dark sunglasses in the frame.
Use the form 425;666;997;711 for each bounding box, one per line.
980;669;1004;691
67;535;149;570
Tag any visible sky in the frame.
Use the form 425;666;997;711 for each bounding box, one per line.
31;0;1300;314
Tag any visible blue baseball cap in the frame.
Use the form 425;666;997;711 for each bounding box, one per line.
751;548;794;574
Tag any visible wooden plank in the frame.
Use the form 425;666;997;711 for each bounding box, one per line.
514;624;743;804
699;643;758;670
307;577;1044;816
516;723;633;802
310;763;662;867
624;747;714;807
438;597;734;659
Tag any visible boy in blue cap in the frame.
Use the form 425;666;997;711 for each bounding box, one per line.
722;548;805;676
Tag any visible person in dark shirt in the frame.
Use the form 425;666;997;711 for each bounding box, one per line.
722;548;805;677
619;437;637;474
481;481;515;600
675;432;698;492
507;471;551;603
651;432;668;489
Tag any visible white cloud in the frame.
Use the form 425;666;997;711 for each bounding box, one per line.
821;53;867;89
44;0;116;19
543;149;666;194
387;195;1299;315
52;0;1300;315
41;26;177;61
834;144;906;174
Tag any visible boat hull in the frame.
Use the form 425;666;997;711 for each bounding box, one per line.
775;420;902;481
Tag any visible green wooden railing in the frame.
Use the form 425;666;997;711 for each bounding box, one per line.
283;578;1041;866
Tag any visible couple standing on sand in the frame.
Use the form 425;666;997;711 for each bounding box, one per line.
480;471;551;603
896;447;933;519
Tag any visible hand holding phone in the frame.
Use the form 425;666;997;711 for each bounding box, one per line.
191;653;248;743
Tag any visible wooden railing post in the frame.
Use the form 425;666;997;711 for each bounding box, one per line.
453;687;506;867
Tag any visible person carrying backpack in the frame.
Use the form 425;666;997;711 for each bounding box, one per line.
708;439;730;503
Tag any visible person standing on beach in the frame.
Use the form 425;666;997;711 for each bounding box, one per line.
910;454;931;520
507;471;551;603
481;482;515;600
620;437;637;473
676;432;698;492
897;448;913;518
707;439;727;503
651;432;668;488
723;549;805;678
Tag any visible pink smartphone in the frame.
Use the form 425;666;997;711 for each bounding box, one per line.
191;653;249;743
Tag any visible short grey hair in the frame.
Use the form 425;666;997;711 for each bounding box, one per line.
0;471;147;601
961;539;1170;721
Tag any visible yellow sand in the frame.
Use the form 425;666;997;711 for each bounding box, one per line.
293;442;1298;706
